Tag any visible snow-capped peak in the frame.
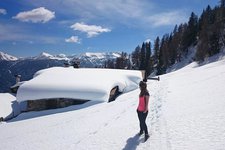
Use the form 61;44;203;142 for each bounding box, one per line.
72;52;121;67
81;52;121;59
0;51;18;61
34;52;69;61
85;52;105;59
34;52;54;60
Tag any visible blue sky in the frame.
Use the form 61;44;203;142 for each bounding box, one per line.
0;0;218;57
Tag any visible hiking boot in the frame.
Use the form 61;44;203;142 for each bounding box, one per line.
144;134;149;142
138;131;143;136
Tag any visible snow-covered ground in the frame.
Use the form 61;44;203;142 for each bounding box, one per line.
0;93;20;120
1;54;225;150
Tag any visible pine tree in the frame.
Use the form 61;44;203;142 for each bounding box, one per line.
145;42;152;77
196;6;212;61
176;24;186;62
131;45;141;69
182;12;198;56
209;32;220;55
156;35;169;75
219;0;225;49
139;43;146;70
180;23;188;55
153;37;160;67
168;33;176;65
171;25;182;62
162;34;170;69
105;60;115;68
115;52;127;69
207;6;221;56
221;0;225;7
188;12;199;45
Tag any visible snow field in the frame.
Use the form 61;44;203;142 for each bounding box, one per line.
162;59;225;150
1;56;225;150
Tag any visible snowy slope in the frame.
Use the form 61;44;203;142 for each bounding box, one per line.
0;94;14;119
166;46;196;73
0;93;19;120
1;55;225;150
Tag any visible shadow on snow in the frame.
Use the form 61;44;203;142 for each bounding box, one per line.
7;101;102;123
122;134;142;150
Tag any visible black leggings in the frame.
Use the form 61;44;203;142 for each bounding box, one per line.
137;110;148;135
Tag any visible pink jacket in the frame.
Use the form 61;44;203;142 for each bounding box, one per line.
137;96;147;112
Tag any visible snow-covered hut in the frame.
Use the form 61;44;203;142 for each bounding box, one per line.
16;67;143;111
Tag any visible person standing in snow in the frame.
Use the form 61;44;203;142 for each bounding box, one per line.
137;81;149;141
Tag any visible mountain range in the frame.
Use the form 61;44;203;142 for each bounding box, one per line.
0;51;121;92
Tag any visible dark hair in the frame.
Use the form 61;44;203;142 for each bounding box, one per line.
139;81;148;97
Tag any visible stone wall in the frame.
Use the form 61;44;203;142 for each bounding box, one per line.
27;98;89;111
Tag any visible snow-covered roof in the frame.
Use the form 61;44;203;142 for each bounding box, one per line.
16;67;143;102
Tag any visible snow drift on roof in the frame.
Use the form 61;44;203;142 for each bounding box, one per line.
16;67;143;102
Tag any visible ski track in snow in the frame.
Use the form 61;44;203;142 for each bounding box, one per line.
142;77;172;150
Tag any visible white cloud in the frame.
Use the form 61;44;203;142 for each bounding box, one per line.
13;7;55;23
23;1;188;28
148;11;187;27
24;0;151;20
70;22;111;38
65;36;81;43
0;9;7;15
